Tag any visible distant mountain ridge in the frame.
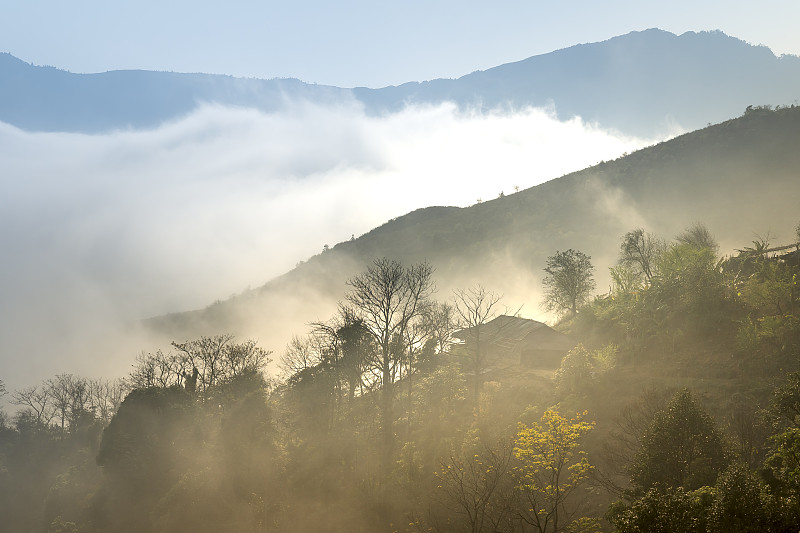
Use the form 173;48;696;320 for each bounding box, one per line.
0;53;351;132
2;29;799;136
356;29;800;136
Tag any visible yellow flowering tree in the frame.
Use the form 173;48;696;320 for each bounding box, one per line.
513;409;596;533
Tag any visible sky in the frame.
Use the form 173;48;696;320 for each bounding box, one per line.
2;1;800;88
1;1;799;393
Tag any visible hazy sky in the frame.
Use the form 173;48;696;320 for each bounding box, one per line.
2;0;799;87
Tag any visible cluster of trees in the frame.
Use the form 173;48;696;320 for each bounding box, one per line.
429;409;596;533
605;382;800;532
565;223;800;371
0;336;278;533
1;221;799;532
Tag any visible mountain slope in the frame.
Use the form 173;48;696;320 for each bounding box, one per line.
2;29;799;136
145;105;800;354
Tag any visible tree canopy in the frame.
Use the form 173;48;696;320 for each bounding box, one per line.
543;249;596;317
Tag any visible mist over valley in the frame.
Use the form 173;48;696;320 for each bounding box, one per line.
1;24;800;533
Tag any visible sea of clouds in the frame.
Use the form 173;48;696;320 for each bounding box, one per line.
0;100;661;391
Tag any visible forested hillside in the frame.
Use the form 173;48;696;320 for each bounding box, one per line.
2;63;800;533
1;213;799;531
146;105;800;357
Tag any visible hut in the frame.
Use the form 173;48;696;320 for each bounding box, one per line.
452;315;576;368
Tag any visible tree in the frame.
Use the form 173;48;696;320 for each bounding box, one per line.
676;222;718;253
12;384;56;427
709;463;769;533
619;229;665;285
45;374;89;433
542;250;596;317
607;485;713;533
435;441;515;533
424;300;458;359
127;349;184;390
332;307;375;404
95;386;197;532
763;372;800;501
171;335;271;397
596;388;675;497
552;343;616;397
654;241;726;335
280;334;324;380
453;286;503;401
513;409;595;533
345;258;434;469
630;389;729;492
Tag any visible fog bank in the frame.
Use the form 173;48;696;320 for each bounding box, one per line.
0;100;659;391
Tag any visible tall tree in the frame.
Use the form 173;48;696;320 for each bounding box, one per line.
542;249;596;317
335;309;374;403
453;285;503;402
345;258;434;471
630;389;729;493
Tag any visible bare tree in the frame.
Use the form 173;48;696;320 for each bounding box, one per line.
345;258;434;468
435;440;516;533
280;334;324;380
172;334;271;396
88;378;128;425
12;384;56;427
128;336;271;397
45;374;89;433
453;286;503;400
425;301;458;356
128;349;185;390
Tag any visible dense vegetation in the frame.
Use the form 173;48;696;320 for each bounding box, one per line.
2;219;799;532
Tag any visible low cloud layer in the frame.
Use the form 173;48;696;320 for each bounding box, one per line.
0;101;660;391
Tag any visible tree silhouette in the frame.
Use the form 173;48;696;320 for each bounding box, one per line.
542;249;596;317
345;258;434;472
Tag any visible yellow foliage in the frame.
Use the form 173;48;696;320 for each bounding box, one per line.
513;409;595;531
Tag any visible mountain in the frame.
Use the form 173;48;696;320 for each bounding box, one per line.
2;29;799;137
357;29;800;137
145;105;800;353
0;52;351;132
